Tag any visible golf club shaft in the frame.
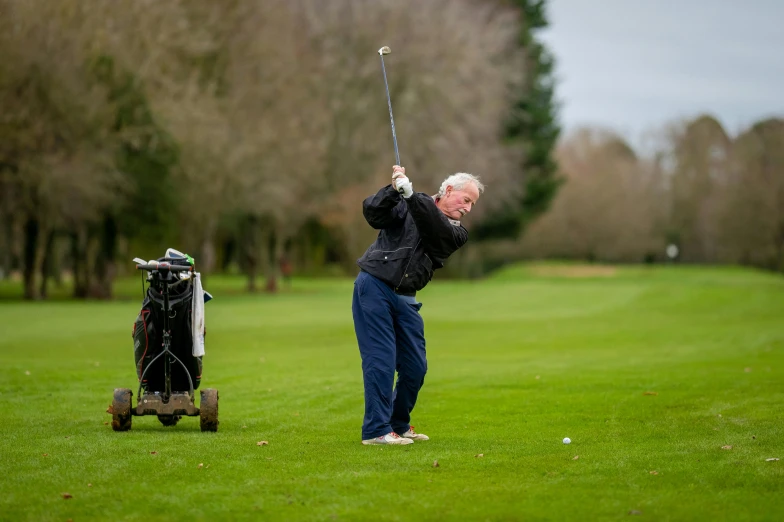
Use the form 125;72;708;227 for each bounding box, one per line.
379;55;400;166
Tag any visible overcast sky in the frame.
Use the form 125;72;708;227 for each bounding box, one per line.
538;0;784;145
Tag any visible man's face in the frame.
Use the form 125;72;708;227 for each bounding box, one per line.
436;182;480;220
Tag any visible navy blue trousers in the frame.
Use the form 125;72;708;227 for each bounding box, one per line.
352;271;427;440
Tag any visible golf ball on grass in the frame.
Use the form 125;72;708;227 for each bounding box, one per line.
563;437;571;444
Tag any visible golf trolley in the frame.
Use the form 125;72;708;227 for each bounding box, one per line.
110;257;218;432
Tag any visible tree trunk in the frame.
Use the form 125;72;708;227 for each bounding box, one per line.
90;215;117;299
776;222;784;273
39;229;56;299
71;229;90;299
0;214;11;280
243;215;259;292
265;229;286;294
261;227;276;293
198;218;218;275
222;237;236;273
22;217;40;300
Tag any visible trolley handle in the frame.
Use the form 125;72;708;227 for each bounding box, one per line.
136;262;193;273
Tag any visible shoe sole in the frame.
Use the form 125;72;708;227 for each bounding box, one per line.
361;440;414;445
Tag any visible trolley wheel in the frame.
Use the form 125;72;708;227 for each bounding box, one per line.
111;388;133;432
199;389;219;432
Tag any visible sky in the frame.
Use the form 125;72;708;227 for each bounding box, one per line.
538;0;784;146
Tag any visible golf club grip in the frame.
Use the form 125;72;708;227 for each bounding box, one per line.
136;263;193;272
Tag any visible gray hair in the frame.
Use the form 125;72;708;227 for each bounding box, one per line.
436;172;485;198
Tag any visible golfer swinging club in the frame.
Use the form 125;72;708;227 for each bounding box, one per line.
353;165;483;445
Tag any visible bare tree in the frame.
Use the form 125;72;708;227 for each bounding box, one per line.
297;0;525;264
0;0;125;298
1;0;539;297
721;118;784;271
521;127;663;262
667;115;732;263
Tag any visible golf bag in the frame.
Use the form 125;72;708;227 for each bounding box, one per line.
132;258;203;393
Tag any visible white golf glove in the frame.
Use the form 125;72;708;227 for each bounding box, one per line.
394;176;414;198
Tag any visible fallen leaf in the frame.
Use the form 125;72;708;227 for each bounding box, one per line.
643;391;658;396
197;463;204;469
25;371;30;376
242;426;247;429
572;455;579;460
266;457;273;460
257;441;269;446
744;367;751;373
649;471;658;475
106;405;114;414
475;454;484;458
62;493;72;499
629;510;642;515
765;458;779;462
150;451;157;455
42;453;48;457
87;484;92;487
721;445;732;450
718;414;722;417
433;460;439;468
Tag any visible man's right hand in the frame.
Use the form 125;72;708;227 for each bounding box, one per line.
392;165;406;181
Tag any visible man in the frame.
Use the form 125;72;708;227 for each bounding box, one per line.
353;165;483;445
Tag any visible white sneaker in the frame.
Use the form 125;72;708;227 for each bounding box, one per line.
362;432;414;445
400;426;429;441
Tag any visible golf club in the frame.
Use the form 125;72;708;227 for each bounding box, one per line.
378;46;400;167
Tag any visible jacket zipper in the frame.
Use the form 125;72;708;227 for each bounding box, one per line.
396;240;421;290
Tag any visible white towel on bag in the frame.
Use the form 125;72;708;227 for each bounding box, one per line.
191;273;206;357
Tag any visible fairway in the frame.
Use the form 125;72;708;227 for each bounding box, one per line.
1;264;783;521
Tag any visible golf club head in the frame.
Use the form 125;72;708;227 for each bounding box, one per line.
378;46;391;56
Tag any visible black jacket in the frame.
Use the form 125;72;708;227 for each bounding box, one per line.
357;184;468;295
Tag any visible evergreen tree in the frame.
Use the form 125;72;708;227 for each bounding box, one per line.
474;0;562;240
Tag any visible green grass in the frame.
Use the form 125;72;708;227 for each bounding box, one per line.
1;264;783;521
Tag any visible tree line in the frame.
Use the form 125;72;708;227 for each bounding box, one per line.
0;0;562;298
2;1;780;300
518;115;784;273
